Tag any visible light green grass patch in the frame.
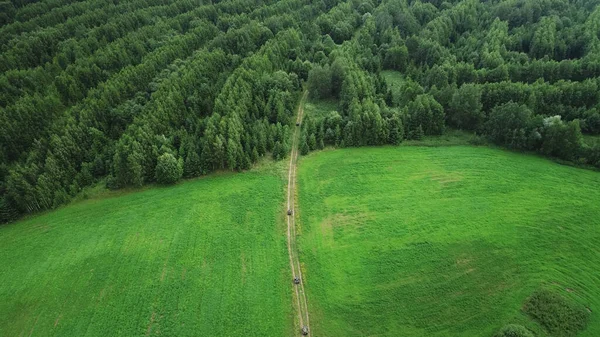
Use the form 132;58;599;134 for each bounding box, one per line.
381;70;405;94
304;97;339;120
297;146;600;337
0;166;293;336
583;134;600;146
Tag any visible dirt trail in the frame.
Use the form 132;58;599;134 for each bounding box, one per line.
286;90;310;335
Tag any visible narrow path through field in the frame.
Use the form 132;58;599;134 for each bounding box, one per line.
286;90;310;336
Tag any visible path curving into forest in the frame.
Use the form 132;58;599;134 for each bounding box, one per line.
286;90;311;336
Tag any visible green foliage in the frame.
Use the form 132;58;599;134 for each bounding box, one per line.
493;324;534;337
485;102;536;150
2;0;600;223
449;83;483;131
388;113;405;144
541;117;583;161
406;94;445;136
408;123;425;140
581;139;600;167
383;44;409;71
531;17;557;59
330;57;349;98
316;2;360;43
1;5;307;220
183;143;202;178
523;289;590;337
582;110;600;134
2;0;600;336
0;1;15;25
307;65;333;99
300;133;310;155
155;153;183;184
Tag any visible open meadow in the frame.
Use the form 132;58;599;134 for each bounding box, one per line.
297;146;600;337
0;165;293;336
2;0;600;336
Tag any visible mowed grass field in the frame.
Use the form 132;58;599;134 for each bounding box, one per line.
0;166;293;336
297;146;600;337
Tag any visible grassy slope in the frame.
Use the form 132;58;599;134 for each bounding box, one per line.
297;146;600;337
0;164;293;337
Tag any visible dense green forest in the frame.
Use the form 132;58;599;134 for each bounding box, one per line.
1;0;600;222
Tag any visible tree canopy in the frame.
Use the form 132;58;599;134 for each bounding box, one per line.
2;0;600;222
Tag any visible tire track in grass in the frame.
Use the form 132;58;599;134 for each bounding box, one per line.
286;90;311;336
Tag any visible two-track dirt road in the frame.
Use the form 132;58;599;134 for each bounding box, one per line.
286;90;310;336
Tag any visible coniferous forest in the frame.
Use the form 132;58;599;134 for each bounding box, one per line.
1;0;600;223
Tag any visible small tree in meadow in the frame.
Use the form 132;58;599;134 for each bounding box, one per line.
494;324;534;337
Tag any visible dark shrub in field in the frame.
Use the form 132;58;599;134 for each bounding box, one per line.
523;289;589;337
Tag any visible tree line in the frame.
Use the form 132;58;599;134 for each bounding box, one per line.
0;0;322;222
2;0;600;223
299;0;600;171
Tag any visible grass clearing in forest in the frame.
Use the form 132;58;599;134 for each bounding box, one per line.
0;163;293;337
304;97;339;119
297;146;600;337
381;70;405;94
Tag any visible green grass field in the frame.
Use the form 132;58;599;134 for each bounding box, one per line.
297;146;600;337
3;143;600;337
0;165;293;336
